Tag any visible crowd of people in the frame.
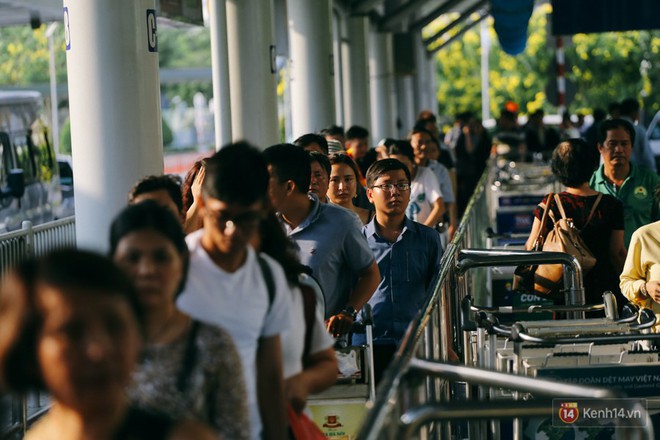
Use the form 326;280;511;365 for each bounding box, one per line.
0;103;659;439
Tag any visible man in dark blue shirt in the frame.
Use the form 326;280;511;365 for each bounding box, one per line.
354;159;442;383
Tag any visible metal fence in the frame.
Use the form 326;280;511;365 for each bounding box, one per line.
0;217;76;278
355;171;654;439
0;217;75;438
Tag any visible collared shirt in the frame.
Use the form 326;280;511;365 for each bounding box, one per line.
590;163;660;247
281;194;375;318
355;216;442;345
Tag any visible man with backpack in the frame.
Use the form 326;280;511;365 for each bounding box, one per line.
177;142;291;440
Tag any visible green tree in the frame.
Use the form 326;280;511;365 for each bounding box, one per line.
429;5;660;119
0;24;67;85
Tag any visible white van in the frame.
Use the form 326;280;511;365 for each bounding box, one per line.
0;91;68;233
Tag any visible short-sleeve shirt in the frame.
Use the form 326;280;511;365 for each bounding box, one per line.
281;194;375;318
355;217;442;345
533;192;624;304
428;160;455;204
281;286;334;379
407;166;443;224
177;231;292;440
590;163;660;247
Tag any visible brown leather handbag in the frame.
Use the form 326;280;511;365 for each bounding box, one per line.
514;193;602;297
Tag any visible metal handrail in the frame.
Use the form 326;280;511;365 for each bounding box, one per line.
456;248;586;318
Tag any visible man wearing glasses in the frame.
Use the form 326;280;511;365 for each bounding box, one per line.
353;159;442;383
590;119;660;247
177;142;291;440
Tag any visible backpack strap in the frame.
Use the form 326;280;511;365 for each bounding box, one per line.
257;254;276;313
583;193;603;228
176;320;200;393
300;284;317;367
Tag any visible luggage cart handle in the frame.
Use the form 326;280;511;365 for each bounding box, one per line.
509;310;658;345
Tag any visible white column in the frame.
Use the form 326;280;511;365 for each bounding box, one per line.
413;31;432;114
342;16;371;130
287;0;335;136
209;0;232;149
63;0;163;252
332;10;344;127
396;75;415;138
480;17;491;121
369;30;396;141
226;0;278;148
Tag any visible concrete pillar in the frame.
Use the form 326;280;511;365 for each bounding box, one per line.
287;0;335;136
342;16;371;131
413;31;432;114
396;75;415;138
226;0;278;148
209;0;232;149
332;10;344;127
369;30;397;141
63;0;162;252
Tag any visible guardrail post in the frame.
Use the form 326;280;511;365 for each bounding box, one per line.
21;221;34;258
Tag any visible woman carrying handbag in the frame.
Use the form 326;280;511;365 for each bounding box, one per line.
522;139;628;311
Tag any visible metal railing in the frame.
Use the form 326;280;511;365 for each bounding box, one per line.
0;217;75;438
0;217;76;278
356;170;654;439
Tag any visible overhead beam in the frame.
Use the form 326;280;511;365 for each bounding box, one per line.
427;8;488;55
351;0;384;15
378;0;435;31
423;0;487;45
410;0;462;31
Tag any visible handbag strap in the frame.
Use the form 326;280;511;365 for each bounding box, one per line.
530;193;553;248
553;193;603;229
583;193;603;228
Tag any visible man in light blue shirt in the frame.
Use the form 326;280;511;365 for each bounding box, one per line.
354;158;442;383
263;144;381;337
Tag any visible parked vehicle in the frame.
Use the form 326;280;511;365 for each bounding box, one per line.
0;91;69;234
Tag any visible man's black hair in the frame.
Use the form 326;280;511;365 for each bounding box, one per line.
597;118;635;146
263;143;311;195
608;101;621;115
320;124;344;137
366;158;411;188
387;140;415;162
203;141;269;205
408;126;433;140
128;174;183;213
592;108;607;122
346;125;369;140
620;98;640;117
294;133;329;155
309;151;331;177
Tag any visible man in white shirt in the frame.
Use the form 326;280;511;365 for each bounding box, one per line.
177;142;291;440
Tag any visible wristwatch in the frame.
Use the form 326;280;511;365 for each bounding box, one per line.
640;282;649;297
340;306;357;320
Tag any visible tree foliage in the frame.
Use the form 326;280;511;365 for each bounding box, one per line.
0;24;67;85
429;4;660;120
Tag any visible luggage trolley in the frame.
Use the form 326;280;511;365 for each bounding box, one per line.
470;297;659;439
307;305;376;439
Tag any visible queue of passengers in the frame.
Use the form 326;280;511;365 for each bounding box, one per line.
1;109;659;440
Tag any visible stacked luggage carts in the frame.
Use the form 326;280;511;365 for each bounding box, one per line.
456;249;660;439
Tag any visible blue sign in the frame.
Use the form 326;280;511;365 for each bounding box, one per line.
146;9;157;53
63;7;71;51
